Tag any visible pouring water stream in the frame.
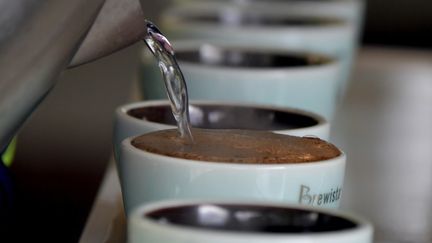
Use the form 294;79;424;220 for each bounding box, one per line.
143;20;194;143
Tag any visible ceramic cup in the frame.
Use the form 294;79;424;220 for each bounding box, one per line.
166;0;365;40
139;41;341;120
118;133;345;214
129;199;373;243
160;3;357;97
113;100;330;157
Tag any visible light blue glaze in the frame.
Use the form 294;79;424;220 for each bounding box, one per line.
140;45;341;120
129;200;373;243
118;139;345;215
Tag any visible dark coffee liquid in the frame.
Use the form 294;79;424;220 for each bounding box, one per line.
146;203;357;233
132;129;341;164
182;14;341;27
176;49;330;68
127;104;318;130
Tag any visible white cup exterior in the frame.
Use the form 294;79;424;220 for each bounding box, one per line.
140;41;341;120
129;199;373;243
160;2;357;96
118;139;346;215
164;0;365;39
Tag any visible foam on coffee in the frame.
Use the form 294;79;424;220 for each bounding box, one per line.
131;129;340;164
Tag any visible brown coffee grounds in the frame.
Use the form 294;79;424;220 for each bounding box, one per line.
131;129;341;164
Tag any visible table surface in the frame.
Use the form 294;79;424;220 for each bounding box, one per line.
79;46;432;243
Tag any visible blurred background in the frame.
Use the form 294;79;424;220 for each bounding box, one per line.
5;0;432;242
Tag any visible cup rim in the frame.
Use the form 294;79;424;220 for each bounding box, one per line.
117;100;329;135
121;133;345;169
130;199;372;240
162;3;352;31
141;40;341;73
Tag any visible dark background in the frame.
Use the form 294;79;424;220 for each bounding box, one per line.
5;0;432;242
363;0;432;48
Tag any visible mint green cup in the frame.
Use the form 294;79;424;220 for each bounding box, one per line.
160;3;357;98
118;136;345;215
129;199;373;243
164;0;364;40
139;41;341;120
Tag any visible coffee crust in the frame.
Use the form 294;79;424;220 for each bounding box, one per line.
131;129;341;164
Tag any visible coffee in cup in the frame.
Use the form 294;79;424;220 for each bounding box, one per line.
131;128;340;164
129;200;373;243
118;128;345;213
174;47;330;68
114;100;331;159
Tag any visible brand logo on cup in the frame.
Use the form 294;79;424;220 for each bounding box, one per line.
298;185;342;206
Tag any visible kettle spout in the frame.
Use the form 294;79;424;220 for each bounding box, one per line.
0;0;151;152
69;0;147;67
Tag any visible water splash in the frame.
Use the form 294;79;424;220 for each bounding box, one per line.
143;20;193;143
